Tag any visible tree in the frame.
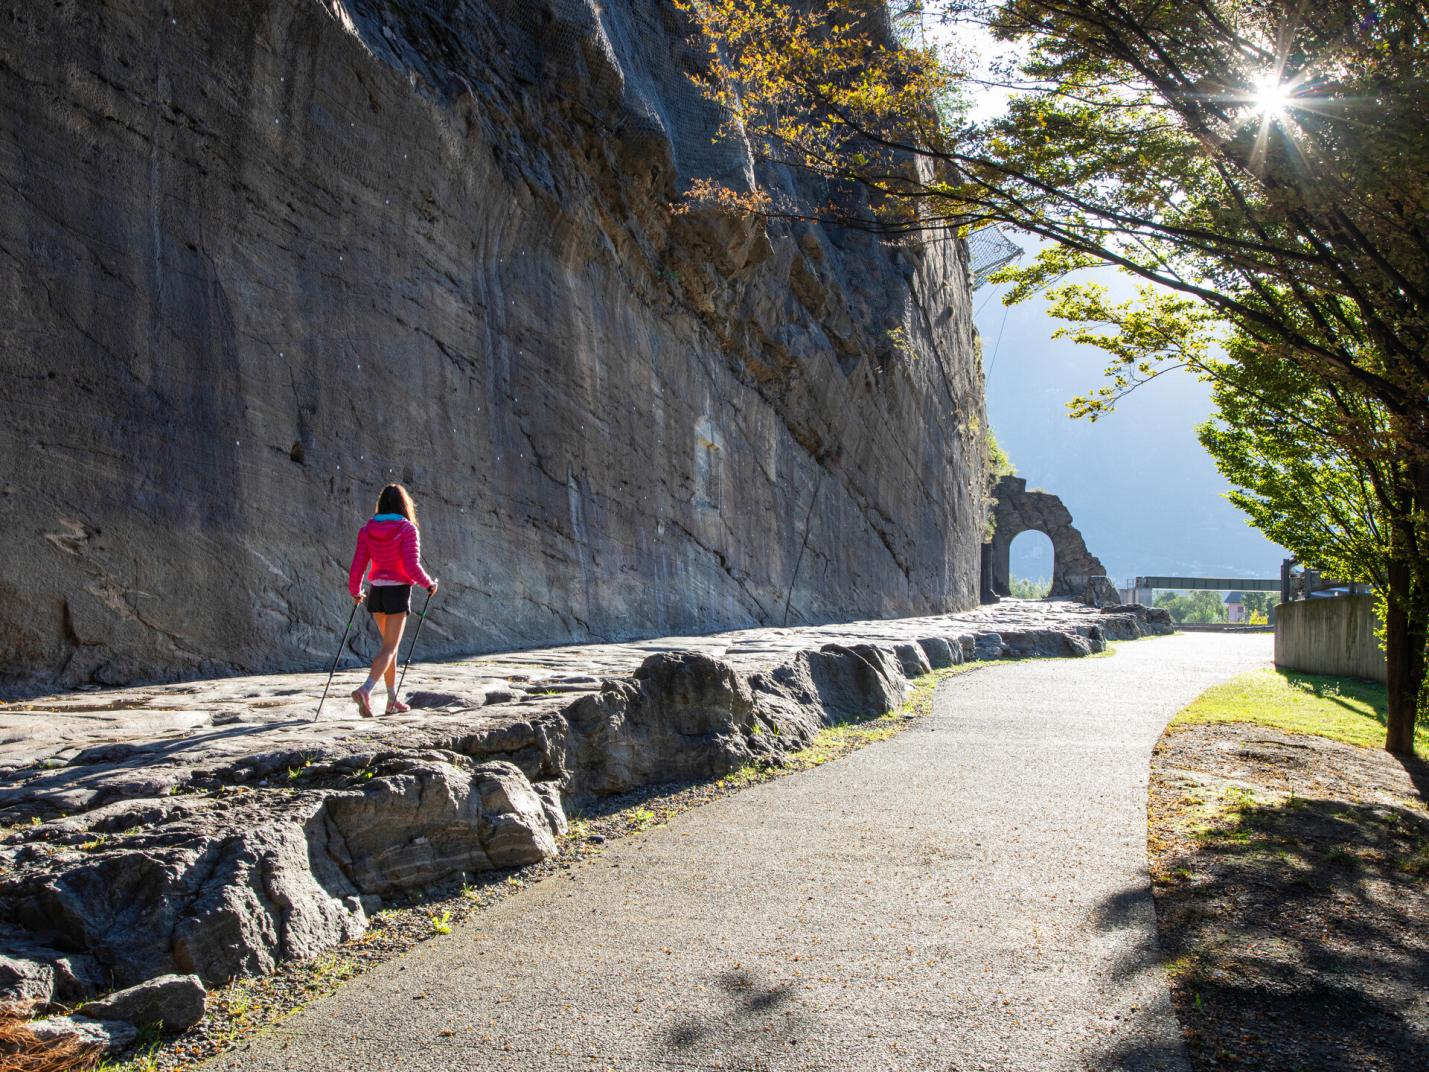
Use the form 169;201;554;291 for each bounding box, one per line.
1200;342;1425;746
1155;590;1227;625
1010;575;1050;599
1240;591;1276;622
1032;277;1423;745
679;0;1429;751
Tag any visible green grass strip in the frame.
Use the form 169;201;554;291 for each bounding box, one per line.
1172;666;1426;756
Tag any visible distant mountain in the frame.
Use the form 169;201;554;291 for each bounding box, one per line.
973;258;1286;588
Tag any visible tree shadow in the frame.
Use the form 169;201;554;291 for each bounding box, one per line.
660;966;801;1055
1150;794;1429;1071
1276;668;1394;726
1395;751;1429;804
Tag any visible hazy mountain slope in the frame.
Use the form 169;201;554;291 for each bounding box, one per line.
975;267;1286;587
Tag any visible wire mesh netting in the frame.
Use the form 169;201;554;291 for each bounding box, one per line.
965;224;1022;288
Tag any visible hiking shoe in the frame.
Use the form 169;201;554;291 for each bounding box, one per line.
386;698;411;715
351;688;374;718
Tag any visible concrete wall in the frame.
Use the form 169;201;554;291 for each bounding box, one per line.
1274;596;1387;683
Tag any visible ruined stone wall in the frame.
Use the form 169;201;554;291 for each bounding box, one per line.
0;0;987;692
986;476;1112;601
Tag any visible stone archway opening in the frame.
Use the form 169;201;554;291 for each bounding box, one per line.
1008;529;1053;598
981;476;1119;605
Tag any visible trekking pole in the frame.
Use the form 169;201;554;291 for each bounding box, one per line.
314;598;361;722
396;587;435;698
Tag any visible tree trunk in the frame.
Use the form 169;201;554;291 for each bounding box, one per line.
1383;455;1429;755
1383;558;1422;754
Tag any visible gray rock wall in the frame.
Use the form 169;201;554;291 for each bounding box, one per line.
0;0;986;692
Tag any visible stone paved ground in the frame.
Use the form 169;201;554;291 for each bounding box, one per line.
0;600;1141;818
206;632;1271;1072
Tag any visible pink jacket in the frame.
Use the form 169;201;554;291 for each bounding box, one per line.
348;516;435;597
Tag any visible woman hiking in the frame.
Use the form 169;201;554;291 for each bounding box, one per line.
347;484;437;717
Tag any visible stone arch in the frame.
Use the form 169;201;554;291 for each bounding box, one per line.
983;476;1116;603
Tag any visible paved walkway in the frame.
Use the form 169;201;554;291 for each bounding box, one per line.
208;632;1271;1071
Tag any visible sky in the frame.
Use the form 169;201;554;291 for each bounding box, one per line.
972;253;1288;587
920;11;1287;586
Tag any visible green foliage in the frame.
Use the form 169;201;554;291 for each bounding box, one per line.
1197;345;1392;590
1155;591;1227;625
429;911;453;936
985;427;1016;477
989;270;1222;424
1009;575;1049;599
1240;592;1275;618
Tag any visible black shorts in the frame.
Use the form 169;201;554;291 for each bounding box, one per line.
366;584;412;615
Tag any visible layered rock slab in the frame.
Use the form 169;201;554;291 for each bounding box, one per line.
0;601;1169;1005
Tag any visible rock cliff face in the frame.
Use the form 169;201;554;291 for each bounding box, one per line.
0;0;986;691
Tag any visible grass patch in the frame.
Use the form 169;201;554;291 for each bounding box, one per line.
1171;667;1425;756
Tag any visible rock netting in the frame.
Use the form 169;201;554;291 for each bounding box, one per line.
0;0;987;694
0;601;1170;1009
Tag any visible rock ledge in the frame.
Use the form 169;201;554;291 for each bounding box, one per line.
0;601;1169;1005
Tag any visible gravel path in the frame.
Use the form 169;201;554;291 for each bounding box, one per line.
206;632;1271;1072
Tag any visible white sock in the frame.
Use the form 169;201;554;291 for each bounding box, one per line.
359;675;379;694
387;687;399;704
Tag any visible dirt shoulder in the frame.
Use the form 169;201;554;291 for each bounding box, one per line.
1149;719;1429;1071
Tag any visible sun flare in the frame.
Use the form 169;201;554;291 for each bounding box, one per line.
1251;71;1292;116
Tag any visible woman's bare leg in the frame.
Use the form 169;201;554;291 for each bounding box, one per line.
353;610;406;715
364;612;406;687
365;611;388;688
380;612;407;698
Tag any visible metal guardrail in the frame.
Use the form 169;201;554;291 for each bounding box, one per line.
1279;558;1367;604
1133;576;1281;592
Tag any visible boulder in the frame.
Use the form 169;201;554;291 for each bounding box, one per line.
29;1014;137;1054
972;633;1007;661
323;759;559;896
0;935;105;1004
82;973;206;1032
1097;603;1174;639
1003;629;1098;659
916;637;957;669
892;643;933;679
531;781;569;837
805;645;909;722
565;653;775;796
0;954;54;1003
